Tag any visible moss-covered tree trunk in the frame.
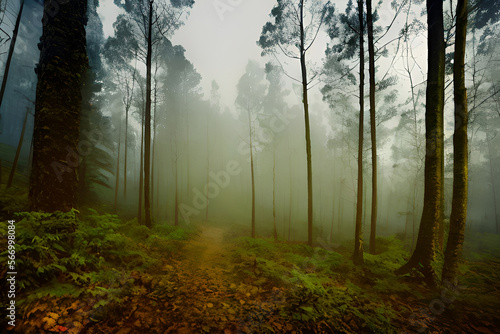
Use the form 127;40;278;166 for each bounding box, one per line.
367;0;378;255
353;0;365;265
442;0;468;284
30;0;88;212
395;0;445;286
144;0;153;228
299;0;313;247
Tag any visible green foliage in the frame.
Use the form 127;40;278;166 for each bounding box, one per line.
0;186;28;220
230;236;419;332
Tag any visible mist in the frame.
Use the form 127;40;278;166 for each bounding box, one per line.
0;0;499;332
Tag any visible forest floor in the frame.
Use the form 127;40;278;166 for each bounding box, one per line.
0;207;499;333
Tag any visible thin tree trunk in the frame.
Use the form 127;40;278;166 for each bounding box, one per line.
138;109;145;225
273;143;277;241
299;0;313;246
144;1;153;228
124;105;128;200
353;0;365;265
114;118;122;213
175;156;179;226
288;148;292;241
206;110;210;221
151;70;158;219
395;0;445;286
156;168;160;222
248;107;256;238
330;190;335;243
29;0;88;212
7;107;28;188
367;0;378;255
487;136;499;233
0;0;24;110
443;0;468;283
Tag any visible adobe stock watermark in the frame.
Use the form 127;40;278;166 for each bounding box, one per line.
401;279;466;333
6;220;17;327
179;160;242;223
213;0;244;21
14;0;69;45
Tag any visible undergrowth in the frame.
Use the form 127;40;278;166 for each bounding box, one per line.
230;235;417;333
0;209;190;333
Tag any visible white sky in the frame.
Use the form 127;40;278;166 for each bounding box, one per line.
97;0;429;118
98;0;278;108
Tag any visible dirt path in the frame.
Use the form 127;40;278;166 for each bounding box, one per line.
181;224;228;270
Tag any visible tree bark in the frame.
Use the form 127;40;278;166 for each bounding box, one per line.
353;0;365;265
367;0;378;255
486;135;499;234
138;108;145;225
29;0;88;212
144;0;153;228
248;107;256;238
395;0;445;286
273;143;277;241
299;0;314;246
124;104;129;200
442;0;468;284
175;156;179;226
114;118;121;213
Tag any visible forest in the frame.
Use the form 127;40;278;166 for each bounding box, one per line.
0;0;499;333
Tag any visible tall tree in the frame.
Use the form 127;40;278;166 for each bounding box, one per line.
236;60;266;238
366;0;378;255
395;0;445;286
259;0;334;246
352;0;365;265
29;0;88;211
442;0;468;284
113;0;193;227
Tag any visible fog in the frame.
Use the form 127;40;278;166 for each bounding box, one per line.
1;0;499;245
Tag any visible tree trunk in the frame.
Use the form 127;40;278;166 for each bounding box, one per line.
442;0;468;284
151;87;157;218
138;109;145;225
395;0;445;286
367;0;378;255
353;0;365;265
114;118;121;213
29;0;88;212
486;135;499;233
273;143;277;241
299;0;313;246
124;105;128;200
175;157;179;226
156;169;160;221
144;0;153;228
206;110;210;221
0;0;24;111
7;107;29;188
248;107;256;238
330;190;335;243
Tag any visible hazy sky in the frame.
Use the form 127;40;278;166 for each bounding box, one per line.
98;0;279;108
97;0;428;113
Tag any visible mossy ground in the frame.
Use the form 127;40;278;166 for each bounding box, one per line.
0;202;498;333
